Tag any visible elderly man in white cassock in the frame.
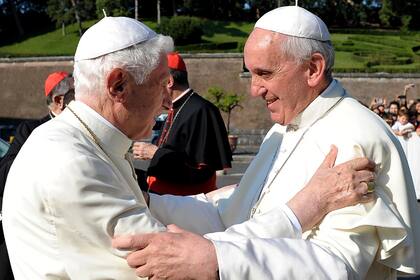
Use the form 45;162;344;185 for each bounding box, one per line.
2;16;378;279
112;6;420;280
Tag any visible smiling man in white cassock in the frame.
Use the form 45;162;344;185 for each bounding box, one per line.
112;5;420;280
2;15;378;280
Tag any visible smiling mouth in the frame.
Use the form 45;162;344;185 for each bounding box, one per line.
266;97;278;106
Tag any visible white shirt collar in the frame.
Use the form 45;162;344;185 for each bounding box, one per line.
172;88;192;103
286;80;346;131
64;100;132;157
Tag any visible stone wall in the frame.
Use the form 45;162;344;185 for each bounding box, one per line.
1;54;419;139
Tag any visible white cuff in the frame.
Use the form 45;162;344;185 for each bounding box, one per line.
279;204;302;237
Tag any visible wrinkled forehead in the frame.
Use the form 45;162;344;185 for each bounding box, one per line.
246;28;280;50
244;28;287;65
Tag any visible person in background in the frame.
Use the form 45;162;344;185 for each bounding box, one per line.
392;111;415;138
0;71;74;280
388;101;400;115
388;100;400;123
382;112;395;127
403;83;416;99
377;103;386;117
132;52;232;195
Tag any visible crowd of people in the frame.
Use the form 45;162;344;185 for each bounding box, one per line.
369;84;420;137
368;85;420;203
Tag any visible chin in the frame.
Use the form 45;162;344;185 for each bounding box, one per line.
270;114;285;125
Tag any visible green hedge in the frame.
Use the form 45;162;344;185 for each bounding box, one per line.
176;42;238;52
157;16;205;45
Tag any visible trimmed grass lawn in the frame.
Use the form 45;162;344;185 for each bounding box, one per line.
0;19;419;72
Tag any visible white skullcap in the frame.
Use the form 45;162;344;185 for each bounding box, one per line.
74;17;157;62
255;6;330;42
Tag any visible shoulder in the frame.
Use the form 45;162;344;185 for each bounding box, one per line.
23;119;114;180
311;96;401;162
189;93;220;113
327;96;390;137
26;115;91;157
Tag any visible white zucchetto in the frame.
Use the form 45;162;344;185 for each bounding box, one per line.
255;6;331;42
74;17;157;62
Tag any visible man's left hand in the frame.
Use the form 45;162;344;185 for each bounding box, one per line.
112;224;219;280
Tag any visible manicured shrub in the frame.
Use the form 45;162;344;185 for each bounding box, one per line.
157;16;205;45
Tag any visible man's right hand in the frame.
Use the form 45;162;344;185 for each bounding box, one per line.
132;142;158;160
287;145;376;232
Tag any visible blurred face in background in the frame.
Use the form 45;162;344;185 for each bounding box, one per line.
389;104;399;115
399;115;409;125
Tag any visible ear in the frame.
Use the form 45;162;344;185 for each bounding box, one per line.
53;95;64;109
167;75;174;89
107;68;129;103
307;53;326;88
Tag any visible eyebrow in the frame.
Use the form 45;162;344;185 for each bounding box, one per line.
253;67;273;74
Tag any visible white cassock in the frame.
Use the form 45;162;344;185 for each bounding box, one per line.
151;80;420;279
397;134;420;200
2;101;165;279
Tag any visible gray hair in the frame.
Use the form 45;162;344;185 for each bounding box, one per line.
73;34;174;98
280;36;335;81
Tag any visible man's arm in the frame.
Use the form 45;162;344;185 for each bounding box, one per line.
112;147;376;279
149;191;227;235
207;146;375;238
45;153;166;279
148;146;374;236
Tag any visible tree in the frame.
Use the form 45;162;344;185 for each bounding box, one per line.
96;0;131;18
379;0;399;27
70;0;82;36
157;0;161;24
182;0;246;20
206;87;243;135
134;0;138;19
4;0;25;36
378;0;419;29
157;16;204;45
47;0;95;36
47;0;73;35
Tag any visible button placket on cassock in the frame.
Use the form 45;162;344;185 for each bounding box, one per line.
250;126;307;218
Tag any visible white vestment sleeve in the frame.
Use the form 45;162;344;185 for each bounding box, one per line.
279;204;302;235
205;205;301;241
149;193;226;234
150;191;302;237
210;237;349;280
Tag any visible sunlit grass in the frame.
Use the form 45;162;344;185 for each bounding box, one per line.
0;19;419;72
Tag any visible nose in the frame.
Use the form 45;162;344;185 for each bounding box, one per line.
250;76;267;97
251;84;267;98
